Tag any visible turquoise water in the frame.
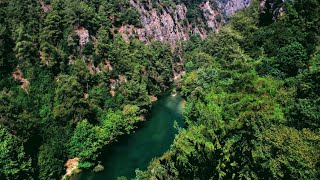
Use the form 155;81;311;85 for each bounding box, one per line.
76;93;184;180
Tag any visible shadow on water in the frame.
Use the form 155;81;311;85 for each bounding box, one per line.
76;93;185;180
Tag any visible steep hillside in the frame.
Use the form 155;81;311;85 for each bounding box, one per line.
120;0;251;44
1;0;319;180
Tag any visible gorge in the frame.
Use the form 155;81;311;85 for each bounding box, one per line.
0;0;319;180
76;93;185;180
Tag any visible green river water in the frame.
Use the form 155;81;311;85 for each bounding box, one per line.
76;93;185;180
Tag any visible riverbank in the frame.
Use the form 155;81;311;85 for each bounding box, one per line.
75;93;185;180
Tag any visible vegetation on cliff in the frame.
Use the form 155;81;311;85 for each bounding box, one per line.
0;0;174;179
136;0;320;179
0;0;319;179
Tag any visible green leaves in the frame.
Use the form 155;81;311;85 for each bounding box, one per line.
253;125;320;179
64;0;96;28
68;120;102;161
276;42;308;77
53;74;87;123
68;109;141;168
139;1;320;178
0;0;319;179
0;126;33;180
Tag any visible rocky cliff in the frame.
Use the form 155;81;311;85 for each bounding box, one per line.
119;0;251;45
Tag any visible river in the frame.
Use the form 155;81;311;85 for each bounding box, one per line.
76;93;185;180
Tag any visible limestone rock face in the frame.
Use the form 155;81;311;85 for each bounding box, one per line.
120;0;195;45
200;1;223;31
119;0;251;45
75;27;89;47
224;0;251;17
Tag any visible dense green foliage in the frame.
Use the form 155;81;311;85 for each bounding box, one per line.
0;126;33;179
137;0;320;179
0;0;173;179
0;0;319;179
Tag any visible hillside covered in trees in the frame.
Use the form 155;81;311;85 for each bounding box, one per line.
0;0;319;179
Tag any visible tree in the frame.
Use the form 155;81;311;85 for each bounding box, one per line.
0;90;39;140
65;0;96;30
7;0;40;36
53;74;87;123
276;42;308;77
289;49;320;130
38;143;65;180
0;126;33;180
40;41;67;73
119;77;151;110
40;11;64;45
14;27;38;68
68;120;104;167
108;34;131;74
253;125;320;179
147;41;173;89
0;21;15;77
69;59;92;86
96;27;111;61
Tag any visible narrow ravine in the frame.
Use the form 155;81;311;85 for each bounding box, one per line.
76;93;185;180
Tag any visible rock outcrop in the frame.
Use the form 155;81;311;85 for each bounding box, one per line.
120;1;195;45
62;158;80;180
39;0;52;13
119;0;251;45
75;27;90;47
224;0;251;17
12;68;30;93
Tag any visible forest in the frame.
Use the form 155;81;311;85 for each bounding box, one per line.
0;0;319;179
